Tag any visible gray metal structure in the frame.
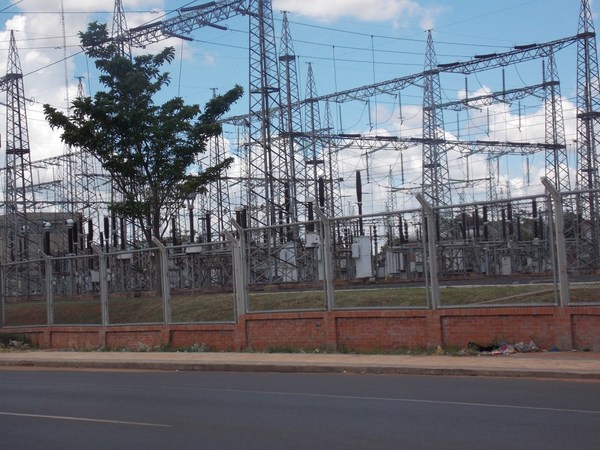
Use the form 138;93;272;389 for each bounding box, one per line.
3;0;600;304
1;31;38;296
575;0;600;270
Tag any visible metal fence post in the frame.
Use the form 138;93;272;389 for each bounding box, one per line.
152;238;172;324
541;177;570;306
416;194;440;310
315;206;335;311
40;252;54;326
228;222;248;318
92;245;110;326
0;265;4;328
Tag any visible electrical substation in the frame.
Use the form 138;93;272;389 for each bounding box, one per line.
1;0;600;312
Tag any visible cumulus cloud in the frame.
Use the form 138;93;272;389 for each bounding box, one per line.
0;1;167;161
273;0;441;29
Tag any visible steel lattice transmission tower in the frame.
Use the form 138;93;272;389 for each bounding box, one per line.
304;62;326;208
72;77;101;246
387;166;399;213
105;0;133;250
323;101;344;220
278;11;304;223
575;0;600;268
543;49;577;263
246;0;290;229
205;90;233;242
2;31;37;292
60;0;75;218
123;0;293;277
121;0;319;229
422;31;451;209
544;50;570;192
112;0;131;58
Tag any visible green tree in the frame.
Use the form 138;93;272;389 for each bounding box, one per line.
44;22;243;243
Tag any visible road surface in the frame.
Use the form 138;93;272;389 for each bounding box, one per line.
1;369;599;449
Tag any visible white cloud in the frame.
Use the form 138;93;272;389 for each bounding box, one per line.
0;0;168;162
4;15;26;32
419;6;445;31
273;0;441;29
202;50;217;66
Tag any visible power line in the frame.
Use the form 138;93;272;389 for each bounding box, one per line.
287;19;513;50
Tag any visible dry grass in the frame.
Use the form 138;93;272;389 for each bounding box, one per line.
569;284;600;303
248;290;325;311
439;285;556;305
335;287;428;308
171;293;235;322
2;283;598;326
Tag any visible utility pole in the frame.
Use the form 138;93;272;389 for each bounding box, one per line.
2;31;37;295
575;0;600;269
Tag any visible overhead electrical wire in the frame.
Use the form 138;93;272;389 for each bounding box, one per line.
1;2;582;207
286;19;512;50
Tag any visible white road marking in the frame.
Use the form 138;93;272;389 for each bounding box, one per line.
199;387;600;415
0;411;171;427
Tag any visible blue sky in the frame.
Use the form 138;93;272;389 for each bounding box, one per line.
0;0;595;213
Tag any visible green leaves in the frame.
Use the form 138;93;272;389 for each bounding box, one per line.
43;22;243;243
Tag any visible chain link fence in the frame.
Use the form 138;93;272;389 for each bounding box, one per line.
3;187;600;328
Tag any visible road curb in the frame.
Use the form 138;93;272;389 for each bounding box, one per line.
1;358;599;380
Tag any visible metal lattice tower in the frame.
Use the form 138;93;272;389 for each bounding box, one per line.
487;157;500;203
49;74;104;256
422;31;451;208
544;50;570;192
304;62;326;206
60;0;70;119
206;91;233;241
246;0;289;228
278;11;304;222
60;0;75;217
107;0;133;250
575;0;600;268
387;166;398;213
112;0;131;58
74;77;101;230
323;101;344;220
385;165;399;244
2;31;37;290
543;49;577;262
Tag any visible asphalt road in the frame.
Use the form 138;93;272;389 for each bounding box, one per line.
1;369;599;449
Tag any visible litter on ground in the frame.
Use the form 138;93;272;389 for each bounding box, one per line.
467;340;539;356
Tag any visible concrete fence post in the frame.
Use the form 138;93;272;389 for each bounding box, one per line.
152;238;172;324
40;252;54;326
225;224;248;321
0;265;4;328
416;194;440;310
541;177;570;306
92;245;110;326
315;206;335;311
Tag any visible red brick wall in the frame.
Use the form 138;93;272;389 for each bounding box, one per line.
170;326;235;351
572;311;600;351
3;306;599;352
336;316;428;350
51;330;102;349
105;330;163;349
440;307;558;347
245;314;325;350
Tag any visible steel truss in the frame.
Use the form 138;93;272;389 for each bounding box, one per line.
1;32;39;296
575;0;600;270
5;0;600;301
